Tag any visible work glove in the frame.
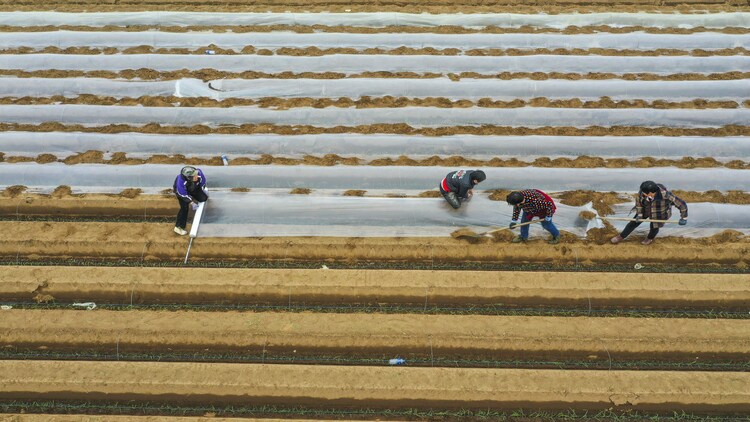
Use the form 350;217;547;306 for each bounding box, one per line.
679;218;687;226
191;202;199;211
509;220;518;229
634;216;641;223
544;216;553;222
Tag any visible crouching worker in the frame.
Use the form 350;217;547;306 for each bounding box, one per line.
611;180;687;246
439;169;486;209
173;166;208;236
506;189;560;244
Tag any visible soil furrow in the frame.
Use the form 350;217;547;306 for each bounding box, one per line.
0;96;743;110
2;123;750;137
1;360;749;413
1;3;748;13
2;153;748;169
3;69;749;81
2;310;750;360
3;266;748;308
0;221;746;265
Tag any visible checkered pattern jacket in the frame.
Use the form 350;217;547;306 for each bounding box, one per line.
635;184;688;227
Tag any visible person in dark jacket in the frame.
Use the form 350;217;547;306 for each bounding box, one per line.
439;169;486;209
506;189;560;244
611;180;687;245
173;166;208;236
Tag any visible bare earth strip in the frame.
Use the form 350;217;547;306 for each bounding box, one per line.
1;1;749;13
2;266;749;307
2;309;750;359
1;360;749;412
3;152;748;170
0;221;747;266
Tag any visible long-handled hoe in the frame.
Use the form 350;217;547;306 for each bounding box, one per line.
451;219;543;241
597;216;680;224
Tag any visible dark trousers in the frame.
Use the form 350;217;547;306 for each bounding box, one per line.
175;189;208;229
620;221;659;240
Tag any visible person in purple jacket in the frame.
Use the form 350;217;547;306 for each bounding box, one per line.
439;169;486;209
173;166;208;235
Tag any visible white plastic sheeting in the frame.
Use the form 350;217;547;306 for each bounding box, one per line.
1;104;747;128
197;192;597;238
2;132;749;163
3;31;748;51
1;12;749;29
3;78;749;103
3;54;748;74
197;79;750;102
0;164;747;193
606;202;750;238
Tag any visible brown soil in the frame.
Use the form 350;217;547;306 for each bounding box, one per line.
343;189;366;196
12;152;745;169
1;360;749;412
4;266;749;307
0;220;746;265
1;5;748;417
2;69;749;82
2;122;750;138
2;309;749;360
2;0;748;13
2;95;741;111
557;190;632;215
119;188;143;199
289;188;312;194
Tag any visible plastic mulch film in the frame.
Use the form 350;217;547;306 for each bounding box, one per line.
2;105;748;128
2;31;748;51
196;192;598;238
0;164;747;193
2;12;749;29
606;202;750;238
3;54;748;75
6;78;745;103
190;79;750;102
1;132;749;163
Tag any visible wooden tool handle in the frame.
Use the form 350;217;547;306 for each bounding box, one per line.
599;216;678;224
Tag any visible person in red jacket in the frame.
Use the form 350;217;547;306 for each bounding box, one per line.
506;189;560;244
439;169;486;209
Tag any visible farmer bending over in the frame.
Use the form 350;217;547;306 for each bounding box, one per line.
611;180;687;246
507;189;560;244
173;165;208;236
439;169;486;209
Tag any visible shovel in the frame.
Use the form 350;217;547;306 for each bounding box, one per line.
597;216;679;224
452;219;543;241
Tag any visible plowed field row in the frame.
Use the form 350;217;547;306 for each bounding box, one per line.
4;153;749;169
0;220;748;265
2;361;749;413
2;1;748;13
4;266;749;308
1;7;748;421
3;96;745;109
2;309;749;361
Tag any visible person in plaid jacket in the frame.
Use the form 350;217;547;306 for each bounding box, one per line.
611;181;688;245
506;189;560;244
